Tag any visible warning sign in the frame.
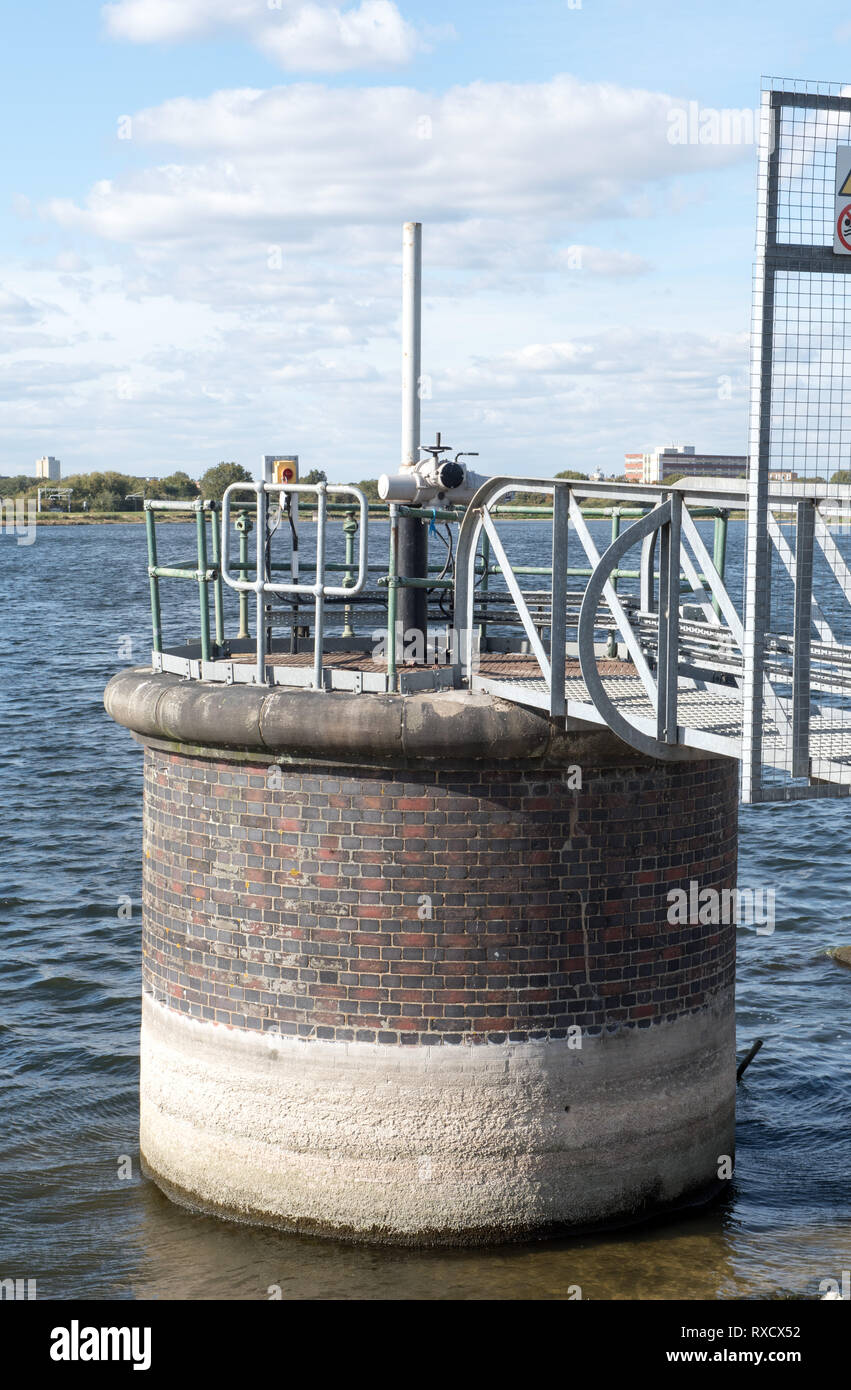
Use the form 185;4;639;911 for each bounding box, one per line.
834;147;851;253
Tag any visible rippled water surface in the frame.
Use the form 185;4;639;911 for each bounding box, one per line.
0;520;848;1300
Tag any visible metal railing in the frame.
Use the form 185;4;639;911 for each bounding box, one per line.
220;481;369;687
453;473;851;800
145;498;223;661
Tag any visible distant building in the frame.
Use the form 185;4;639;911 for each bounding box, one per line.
35;456;61;481
624;444;748;485
768;470;799;482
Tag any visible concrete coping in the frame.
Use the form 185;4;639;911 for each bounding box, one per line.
103;667;700;768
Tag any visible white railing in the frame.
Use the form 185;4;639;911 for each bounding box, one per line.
452;474;851;798
221;481;369;687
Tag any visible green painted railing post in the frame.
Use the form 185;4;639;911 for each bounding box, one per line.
196;505;211;662
342;508;358;638
607;507;621;657
713;510;729;618
208;502;224;650
144;504;163;654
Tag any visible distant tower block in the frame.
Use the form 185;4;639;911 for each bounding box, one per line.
105;673;736;1246
35;455;61;480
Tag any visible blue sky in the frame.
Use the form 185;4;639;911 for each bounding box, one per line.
3;0;851;480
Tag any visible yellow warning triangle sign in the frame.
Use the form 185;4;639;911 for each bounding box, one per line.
840;170;851;196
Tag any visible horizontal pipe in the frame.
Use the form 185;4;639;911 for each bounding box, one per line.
145;498;216;512
149;565;218;581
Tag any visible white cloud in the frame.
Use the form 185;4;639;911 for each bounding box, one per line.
9;73;754;477
0;287;58;327
102;0;424;72
258;2;420;71
47;75;746;246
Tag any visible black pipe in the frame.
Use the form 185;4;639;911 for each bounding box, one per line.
398;510;428;662
736;1037;764;1082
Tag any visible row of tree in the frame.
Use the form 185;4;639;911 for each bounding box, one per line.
1;462;339;511
6;461;850;514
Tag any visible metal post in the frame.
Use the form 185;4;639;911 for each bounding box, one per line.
255;485;267;685
479;530;490;650
236;509;251;639
313;487;327;690
196;506;211;663
387;503;399;690
657;492;681;744
712;510;728;618
342;508;357;639
792;500;814;778
742;90;777;803
145;505;162;654
398;221;427;659
401;221;422;472
209;503;224;650
549;485;568;717
607;507;621;657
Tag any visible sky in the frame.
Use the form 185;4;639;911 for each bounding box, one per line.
3;0;851;481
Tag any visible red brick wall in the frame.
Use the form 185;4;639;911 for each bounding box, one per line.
142;747;738;1046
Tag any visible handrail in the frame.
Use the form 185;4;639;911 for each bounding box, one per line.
454;477;747;758
220;481;369;687
144;497;223;660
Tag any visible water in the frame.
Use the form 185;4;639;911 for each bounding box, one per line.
0;520;849;1300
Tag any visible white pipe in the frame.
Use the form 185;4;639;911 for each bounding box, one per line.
401;221;422;470
378;469;489;507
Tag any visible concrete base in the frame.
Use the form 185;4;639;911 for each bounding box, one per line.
140;992;735;1246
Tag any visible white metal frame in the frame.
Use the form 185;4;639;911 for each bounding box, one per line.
452;474;851;796
220;481;369;687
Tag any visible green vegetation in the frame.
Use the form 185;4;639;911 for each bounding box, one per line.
198;462;252;500
0;463;246;513
0;461;633;522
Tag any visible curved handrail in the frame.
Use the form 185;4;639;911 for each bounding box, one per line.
577;500;677;759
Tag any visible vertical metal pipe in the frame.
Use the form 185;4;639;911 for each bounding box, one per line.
313;487;327;690
237;511;250;639
657;492;682;744
479;530;490;650
401;222;422;470
196;505;211;663
399;222;427;657
792;500;814;778
255;485;267;685
712;510;728;618
607;507;621;657
209;503;224;649
549;485;568;717
145;505;162;654
387;503;399;690
398;512;427;654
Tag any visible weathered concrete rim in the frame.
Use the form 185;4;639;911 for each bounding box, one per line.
104;667;709;766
